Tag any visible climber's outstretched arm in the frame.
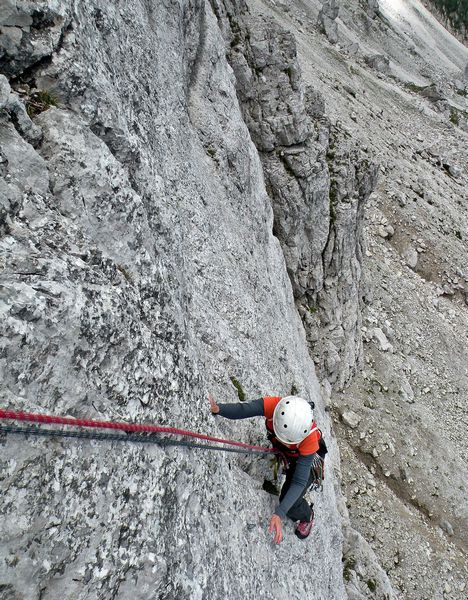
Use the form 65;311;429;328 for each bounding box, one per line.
208;394;264;419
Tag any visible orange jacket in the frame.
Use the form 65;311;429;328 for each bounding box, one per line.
263;396;320;456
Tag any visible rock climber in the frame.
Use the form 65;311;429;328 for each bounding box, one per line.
209;394;327;544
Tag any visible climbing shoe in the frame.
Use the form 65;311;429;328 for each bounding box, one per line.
294;510;314;540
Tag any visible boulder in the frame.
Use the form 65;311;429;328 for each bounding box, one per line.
318;0;340;45
364;54;390;74
372;328;393;352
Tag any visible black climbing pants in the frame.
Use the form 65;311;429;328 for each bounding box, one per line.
279;463;316;522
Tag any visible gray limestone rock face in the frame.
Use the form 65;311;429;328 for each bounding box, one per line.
229;11;330;299
0;1;347;599
224;10;378;389
229;16;310;151
315;128;379;386
0;75;42;146
0;0;71;77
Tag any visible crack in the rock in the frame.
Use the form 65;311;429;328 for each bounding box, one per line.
188;2;208;93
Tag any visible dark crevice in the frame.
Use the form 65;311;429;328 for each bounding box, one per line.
10;53;54;87
11;21;72;87
188;3;208;93
31;10;58;31
280;141;309;153
8;109;22;139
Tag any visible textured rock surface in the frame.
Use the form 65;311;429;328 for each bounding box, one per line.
0;75;42;145
1;0;467;599
0;0;70;78
223;9;378;388
0;1;346;599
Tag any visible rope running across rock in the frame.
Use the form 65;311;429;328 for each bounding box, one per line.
0;408;286;462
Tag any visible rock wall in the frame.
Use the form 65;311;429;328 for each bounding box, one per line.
213;3;379;388
0;1;348;599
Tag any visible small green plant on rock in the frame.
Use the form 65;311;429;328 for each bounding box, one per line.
26;90;60;118
449;108;459;126
367;578;377;592
230;377;246;402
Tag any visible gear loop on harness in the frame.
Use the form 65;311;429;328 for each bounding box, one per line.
308;458;324;492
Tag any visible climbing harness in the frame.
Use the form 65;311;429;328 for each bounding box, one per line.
0;408;287;463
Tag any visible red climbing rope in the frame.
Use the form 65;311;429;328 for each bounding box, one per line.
0;408;280;456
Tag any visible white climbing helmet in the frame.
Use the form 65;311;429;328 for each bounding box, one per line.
273;396;314;445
